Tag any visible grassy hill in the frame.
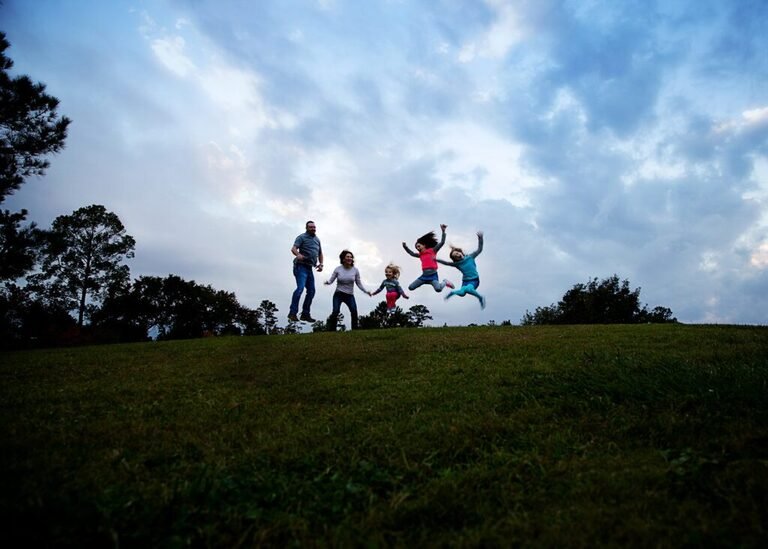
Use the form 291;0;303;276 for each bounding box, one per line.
2;324;767;547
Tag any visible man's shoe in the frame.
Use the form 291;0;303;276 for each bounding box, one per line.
300;313;316;322
287;313;299;322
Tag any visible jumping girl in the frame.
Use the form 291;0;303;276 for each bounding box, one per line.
402;223;454;292
437;231;486;309
371;263;409;313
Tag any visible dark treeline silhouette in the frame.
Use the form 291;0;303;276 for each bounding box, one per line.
521;275;676;325
311;302;433;332
359;302;432;329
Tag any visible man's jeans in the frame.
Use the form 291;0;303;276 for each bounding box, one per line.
290;263;315;316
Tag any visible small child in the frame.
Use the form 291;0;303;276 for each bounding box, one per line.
371;263;409;313
437;231;486;309
402;223;454;293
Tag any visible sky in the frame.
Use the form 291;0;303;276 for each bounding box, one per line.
2;0;768;329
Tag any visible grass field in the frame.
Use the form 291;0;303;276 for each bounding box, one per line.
1;324;767;547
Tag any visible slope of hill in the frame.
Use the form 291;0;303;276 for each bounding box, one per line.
2;324;767;546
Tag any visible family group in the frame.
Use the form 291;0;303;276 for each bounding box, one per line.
287;221;485;331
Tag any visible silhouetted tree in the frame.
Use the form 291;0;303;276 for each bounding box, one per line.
521;275;677;325
325;311;346;332
1;31;71;201
406;304;432;327
311;319;327;332
0;208;42;281
239;307;265;336
0;282;76;349
1;32;70;283
639;306;676;324
284;318;301;334
359;301;431;329
256;300;279;334
205;289;244;335
88;279;148;342
30;205;135;327
359;302;395;329
94;274;261;341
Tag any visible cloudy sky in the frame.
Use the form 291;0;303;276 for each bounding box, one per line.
3;0;768;329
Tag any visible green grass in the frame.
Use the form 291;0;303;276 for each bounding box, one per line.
2;324;767;547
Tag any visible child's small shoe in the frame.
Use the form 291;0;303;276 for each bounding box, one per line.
444;279;455;289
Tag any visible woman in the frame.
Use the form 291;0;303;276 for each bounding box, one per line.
324;250;372;331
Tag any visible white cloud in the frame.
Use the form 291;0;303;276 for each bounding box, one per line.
197;61;296;135
151;36;196;77
743;107;768;126
458;0;528;63
750;242;768;268
699;251;719;273
429;122;543;207
714;105;768;134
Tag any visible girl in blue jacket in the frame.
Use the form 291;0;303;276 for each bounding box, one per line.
437;231;486;309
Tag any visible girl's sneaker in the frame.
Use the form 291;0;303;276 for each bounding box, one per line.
443;279;455;289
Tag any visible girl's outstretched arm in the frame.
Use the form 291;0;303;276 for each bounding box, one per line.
402;242;419;257
434;224;447;253
436;258;458;267
469;231;484;258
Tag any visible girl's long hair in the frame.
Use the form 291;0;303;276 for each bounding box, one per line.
415;231;438;249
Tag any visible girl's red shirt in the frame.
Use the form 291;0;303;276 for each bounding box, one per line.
420;248;438;271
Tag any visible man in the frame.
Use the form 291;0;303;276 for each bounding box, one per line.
288;220;323;322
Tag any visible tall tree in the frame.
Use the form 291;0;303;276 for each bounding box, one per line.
256;300;279;334
1;32;71;201
31;205;135;327
1;32;70;281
